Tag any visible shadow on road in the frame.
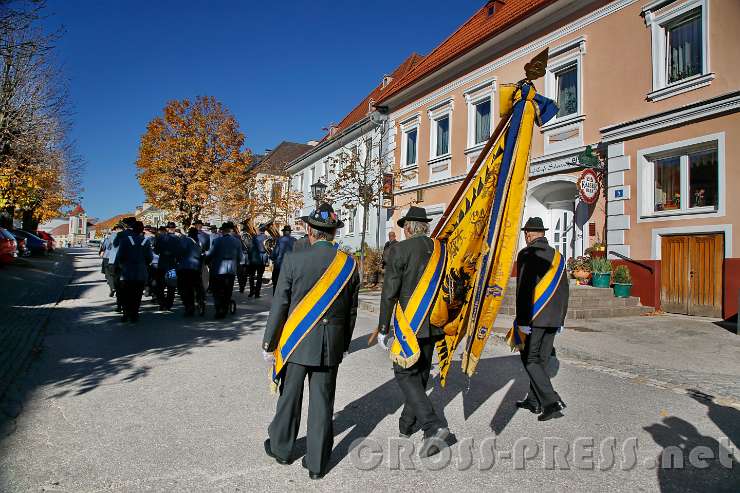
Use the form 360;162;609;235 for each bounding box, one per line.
0;249;271;442
320;354;528;472
644;415;739;491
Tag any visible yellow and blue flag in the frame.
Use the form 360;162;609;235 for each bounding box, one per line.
430;81;558;386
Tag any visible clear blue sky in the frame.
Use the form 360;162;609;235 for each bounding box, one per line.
45;0;484;220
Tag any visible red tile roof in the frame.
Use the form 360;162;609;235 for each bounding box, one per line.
50;224;69;236
70;204;85;215
378;0;556;104
320;53;424;142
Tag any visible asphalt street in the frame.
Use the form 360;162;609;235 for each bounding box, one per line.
0;249;738;492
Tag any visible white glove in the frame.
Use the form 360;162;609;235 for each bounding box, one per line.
557;326;564;334
262;350;275;364
519;325;532;335
378;332;394;351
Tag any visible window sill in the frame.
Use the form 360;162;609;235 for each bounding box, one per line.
400;164;418;173
641;206;718;220
428;154;451;165
540;114;585;132
464;142;486;155
647;73;715;102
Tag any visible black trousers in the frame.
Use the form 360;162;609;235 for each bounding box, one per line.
271;266;281;294
106;263;121;308
249;264;265;297
394;336;444;436
119;280;145;321
268;363;338;473
177;269;200;313
237;264;250;292
154;269;176;309
520;326;561;408
212;273;235;315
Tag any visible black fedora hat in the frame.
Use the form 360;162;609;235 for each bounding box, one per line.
397;206;433;227
301;203;344;232
522;217;548;231
165;221;177;229
193;219;204;225
282;225;292;232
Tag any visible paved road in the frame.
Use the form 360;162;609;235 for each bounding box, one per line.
1;250;738;492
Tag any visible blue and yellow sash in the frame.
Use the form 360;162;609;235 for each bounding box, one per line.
506;249;565;350
271;250;356;392
390;239;446;368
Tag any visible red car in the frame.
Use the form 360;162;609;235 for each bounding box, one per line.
34;230;55;252
0;227;18;264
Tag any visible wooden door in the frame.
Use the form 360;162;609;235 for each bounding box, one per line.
661;235;690;314
661;234;724;317
687;234;724;317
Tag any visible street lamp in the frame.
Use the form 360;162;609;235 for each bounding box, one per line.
310;179;327;207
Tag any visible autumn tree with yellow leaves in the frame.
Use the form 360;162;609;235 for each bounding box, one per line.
0;1;81;230
135;96;254;225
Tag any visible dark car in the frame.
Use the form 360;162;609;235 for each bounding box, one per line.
9;229;47;256
0;227;17;264
34;230;55;252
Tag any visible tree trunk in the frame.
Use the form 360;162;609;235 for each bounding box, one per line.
21;209;38;231
360;203;369;285
0;206;14;228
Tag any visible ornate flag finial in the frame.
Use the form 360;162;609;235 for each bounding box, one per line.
524;48;549;81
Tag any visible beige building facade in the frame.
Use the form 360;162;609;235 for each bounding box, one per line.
378;0;740;318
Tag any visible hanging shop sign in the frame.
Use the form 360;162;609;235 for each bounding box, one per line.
577;168;600;204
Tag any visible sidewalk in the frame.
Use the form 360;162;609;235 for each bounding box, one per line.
358;292;740;404
0;250;76;405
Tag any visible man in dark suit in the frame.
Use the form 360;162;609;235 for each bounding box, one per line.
116;221;153;323
377;206;449;458
207;222;244;318
381;230;398;269
248;224;270;298
153;221;180;310
515;216;569;421
270;225;296;294
262;203;359;480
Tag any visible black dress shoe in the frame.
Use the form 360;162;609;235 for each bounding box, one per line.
538;400;566;421
419;427;450;458
301;457;325;480
263;439;292;465
515;399;542;414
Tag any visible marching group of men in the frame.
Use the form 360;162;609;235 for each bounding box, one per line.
99;216;298;321
261;203;569;479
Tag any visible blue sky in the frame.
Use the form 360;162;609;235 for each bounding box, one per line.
45;0;485;220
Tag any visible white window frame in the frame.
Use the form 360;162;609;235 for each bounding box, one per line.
464;79;496;151
643;0;712;102
399;113;420;172
637;132;725;223
544;37;585;127
428;98;453;160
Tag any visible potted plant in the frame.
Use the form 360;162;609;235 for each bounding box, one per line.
612;265;632;298
586;237;607;258
568;255;592;285
591;257;612;288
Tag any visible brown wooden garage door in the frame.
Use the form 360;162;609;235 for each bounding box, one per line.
661;234;724;317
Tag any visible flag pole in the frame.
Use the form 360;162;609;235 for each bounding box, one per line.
431;108;514;237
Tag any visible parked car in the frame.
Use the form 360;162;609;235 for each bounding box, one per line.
34;230;55;252
9;229;47;256
0;227;18;264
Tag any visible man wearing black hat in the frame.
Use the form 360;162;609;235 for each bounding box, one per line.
377;206;450;458
270;225;295;294
263;203;359;479
248;223;270;298
236;219;254;294
207;221;244;318
153;221;180;310
515;217;569;421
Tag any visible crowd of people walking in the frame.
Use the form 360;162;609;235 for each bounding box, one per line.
98;216;296;322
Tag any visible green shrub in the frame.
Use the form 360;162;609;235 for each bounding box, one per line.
613;265;632;284
591;257;612;274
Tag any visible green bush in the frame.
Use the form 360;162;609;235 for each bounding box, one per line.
591;257;612;274
612;265;632;284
